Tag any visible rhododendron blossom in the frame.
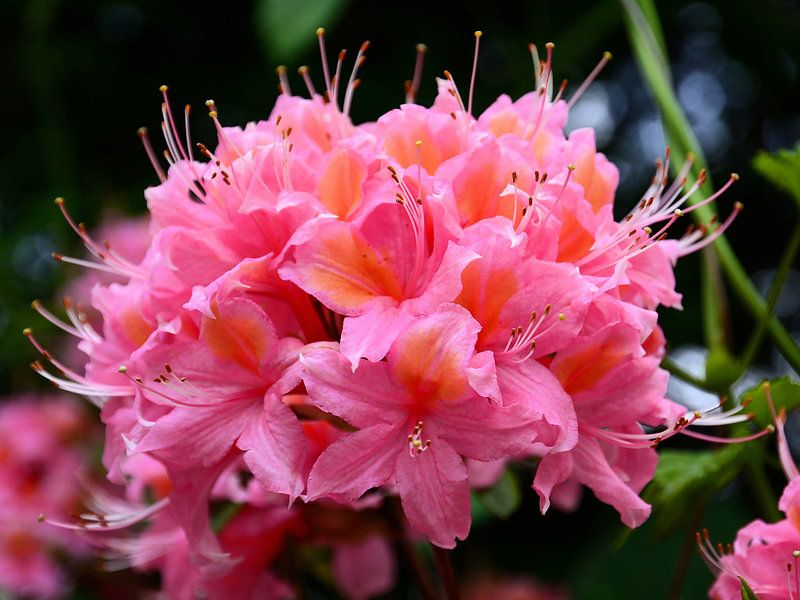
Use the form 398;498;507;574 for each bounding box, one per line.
0;396;94;599
26;30;758;596
701;383;800;600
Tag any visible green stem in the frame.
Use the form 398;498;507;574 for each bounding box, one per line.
21;0;77;197
738;223;800;374
388;500;439;600
211;501;242;532
431;546;461;600
719;236;800;373
661;357;716;393
745;460;781;523
620;0;800;373
666;500;706;600
701;248;730;352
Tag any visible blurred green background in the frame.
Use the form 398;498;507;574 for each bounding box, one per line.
2;0;800;597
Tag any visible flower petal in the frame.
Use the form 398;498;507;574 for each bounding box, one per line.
168;454;238;570
571;436;656;528
388;304;480;404
300;345;407;428
317;147;368;219
201;297;278;375
306;423;402;502
280;219;402;315
339;302;414;371
332;536;397;600
238;395;307;502
395;435;470;548
466;350;501;401
495;359;578;453
532;452;573;515
431;397;542;462
136;402;253;468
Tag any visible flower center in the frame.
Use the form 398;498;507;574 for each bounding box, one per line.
407;421;431;457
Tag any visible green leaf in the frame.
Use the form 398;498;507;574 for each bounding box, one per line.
738;376;800;429
644;444;748;535
470;492;493;527
475;470;521;520
753;146;800;209
705;346;739;392
211;501;242;532
254;0;352;62
740;576;759;600
620;0;800;375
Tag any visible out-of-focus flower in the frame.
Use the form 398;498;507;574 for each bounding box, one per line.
0;396;93;599
462;573;569;600
701;382;800;599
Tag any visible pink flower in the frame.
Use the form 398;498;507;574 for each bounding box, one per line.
127;296;308;564
28;32;748;569
702;383;800;599
331;536;397;600
462;573;569;600
281;187;478;371
301;304;544;547
0;397;94;599
533;319;682;527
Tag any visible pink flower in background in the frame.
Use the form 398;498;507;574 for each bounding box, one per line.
702;383;800;599
0;396;94;599
462;573;569;600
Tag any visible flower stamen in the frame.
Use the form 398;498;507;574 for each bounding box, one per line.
405;43;428;103
408;421;431;457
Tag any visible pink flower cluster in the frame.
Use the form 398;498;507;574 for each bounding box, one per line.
29;35;746;593
0;396;92;599
76;448;396;599
702;383;800;600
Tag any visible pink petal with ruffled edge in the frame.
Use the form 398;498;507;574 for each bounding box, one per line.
238;396;307;503
571;436;656;528
495;359;578;453
306;424;403;503
395;435;471;549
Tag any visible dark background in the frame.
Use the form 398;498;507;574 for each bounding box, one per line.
2;0;799;597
